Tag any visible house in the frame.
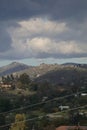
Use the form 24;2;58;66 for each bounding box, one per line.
58;105;70;111
0;84;12;90
56;126;70;130
81;93;87;96
42;96;48;102
56;126;87;130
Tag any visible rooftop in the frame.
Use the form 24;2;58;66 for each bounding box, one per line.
56;126;87;130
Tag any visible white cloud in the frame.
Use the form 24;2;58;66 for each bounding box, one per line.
26;38;83;54
18;18;68;35
58;41;83;54
4;17;87;59
7;36;84;58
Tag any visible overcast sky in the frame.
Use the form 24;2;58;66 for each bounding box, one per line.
0;0;87;66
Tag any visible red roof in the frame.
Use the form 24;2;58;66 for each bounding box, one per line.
56;126;87;130
56;126;68;130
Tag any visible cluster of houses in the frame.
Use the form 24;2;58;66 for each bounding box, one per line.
0;81;12;90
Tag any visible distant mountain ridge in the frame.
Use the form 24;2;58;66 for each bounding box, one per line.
35;63;87;86
0;62;87;83
35;66;87;84
0;62;31;76
62;62;87;68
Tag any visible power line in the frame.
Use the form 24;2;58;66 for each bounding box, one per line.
0;104;87;128
0;90;87;115
0;89;87;117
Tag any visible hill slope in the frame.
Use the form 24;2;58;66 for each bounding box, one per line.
0;62;87;87
35;65;87;86
0;62;31;76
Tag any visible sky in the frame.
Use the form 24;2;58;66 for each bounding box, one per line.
0;0;87;66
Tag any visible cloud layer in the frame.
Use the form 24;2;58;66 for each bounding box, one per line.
0;0;87;21
0;0;87;60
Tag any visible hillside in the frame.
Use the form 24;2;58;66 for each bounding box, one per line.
16;63;61;79
0;62;87;87
0;62;87;128
35;65;87;87
16;63;87;85
62;62;87;69
0;62;31;76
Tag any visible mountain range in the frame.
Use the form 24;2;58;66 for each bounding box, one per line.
0;62;87;86
0;62;30;77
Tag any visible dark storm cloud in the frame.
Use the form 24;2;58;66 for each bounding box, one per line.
0;21;20;52
0;29;12;52
0;0;41;21
0;0;87;60
35;52;87;59
0;0;87;21
49;0;87;21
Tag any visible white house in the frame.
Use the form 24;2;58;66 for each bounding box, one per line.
59;105;70;111
81;93;87;96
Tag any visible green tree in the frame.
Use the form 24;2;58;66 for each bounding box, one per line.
0;114;6;130
10;74;14;81
0;97;12;112
0;97;11;130
18;73;31;89
19;73;30;85
9;114;26;130
2;76;7;84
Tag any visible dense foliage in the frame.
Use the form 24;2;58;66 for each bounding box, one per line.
0;73;87;130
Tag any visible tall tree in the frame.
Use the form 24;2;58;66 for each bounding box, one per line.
9;114;26;130
19;73;30;85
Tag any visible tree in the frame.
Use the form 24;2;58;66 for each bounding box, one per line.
10;74;14;81
0;97;12;112
19;73;30;85
18;73;31;89
69;110;80;127
9;114;26;130
2;76;7;84
2;75;14;84
0;114;6;130
0;97;11;130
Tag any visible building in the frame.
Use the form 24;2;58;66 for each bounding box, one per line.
56;126;87;130
58;105;70;111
